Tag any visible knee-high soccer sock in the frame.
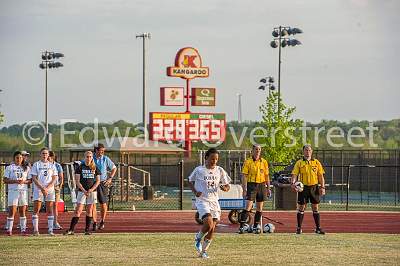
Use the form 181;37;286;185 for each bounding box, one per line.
313;211;321;229
202;239;212;252
254;211;262;227
6;217;14;232
47;216;54;232
20;216;27;232
69;217;79;231
239;210;249;227
297;211;304;228
85;216;93;232
32;214;39;232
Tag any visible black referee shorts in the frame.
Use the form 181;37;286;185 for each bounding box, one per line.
246;182;267;202
97;182;109;204
297;185;320;205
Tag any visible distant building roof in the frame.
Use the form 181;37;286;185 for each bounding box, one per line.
68;137;184;153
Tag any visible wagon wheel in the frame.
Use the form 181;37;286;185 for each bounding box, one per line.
232;210;251;224
195;211;203;225
228;210;239;224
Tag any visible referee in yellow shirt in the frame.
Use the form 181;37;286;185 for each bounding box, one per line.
291;144;326;234
238;144;271;234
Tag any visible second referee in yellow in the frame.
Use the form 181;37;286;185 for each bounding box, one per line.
238;144;271;234
291;144;326;234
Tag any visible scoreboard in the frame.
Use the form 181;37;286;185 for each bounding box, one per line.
149;112;226;142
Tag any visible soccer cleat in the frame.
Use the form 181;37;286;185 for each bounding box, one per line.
64;230;74;236
17;224;28;230
6;231;12;236
315;228;326;235
248;225;254;233
53;223;63;230
48;230;55;236
200;251;209;259
253;225;262;234
194;235;202;253
296;227;302;234
92;222;97;232
32;231;40;236
98;221;105;230
84;231;92;235
237;226;245;234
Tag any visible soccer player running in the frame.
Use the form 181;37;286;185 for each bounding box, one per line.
291;144;326;234
4;151;32;236
238;144;271;234
189;148;231;259
49;151;64;230
92;144;116;230
65;151;100;235
30;147;58;236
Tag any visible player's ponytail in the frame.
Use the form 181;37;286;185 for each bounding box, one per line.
89;160;96;172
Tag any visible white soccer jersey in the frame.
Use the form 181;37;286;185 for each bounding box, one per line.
30;160;58;189
4;164;30;191
188;165;231;202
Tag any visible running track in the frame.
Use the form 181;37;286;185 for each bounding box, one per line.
1;211;399;234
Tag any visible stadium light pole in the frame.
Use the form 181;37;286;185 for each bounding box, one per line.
39;51;64;149
270;26;302;116
237;93;242;123
0;89;3;122
258;76;276;96
136;32;151;139
0;89;3;108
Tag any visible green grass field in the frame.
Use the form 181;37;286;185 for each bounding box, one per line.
1;233;399;265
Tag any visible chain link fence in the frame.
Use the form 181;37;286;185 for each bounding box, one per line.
222;150;400;211
1;149;399;211
60;161;185;211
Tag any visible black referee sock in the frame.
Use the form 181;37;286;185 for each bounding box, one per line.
85;216;93;232
313;211;321;229
239;210;249;227
297;211;304;228
69;216;79;231
254;211;262;227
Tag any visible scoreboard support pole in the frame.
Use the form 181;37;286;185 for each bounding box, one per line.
184;78;192;158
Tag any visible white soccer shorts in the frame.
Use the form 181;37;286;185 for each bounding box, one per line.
195;200;221;221
76;191;97;205
7;190;28;207
33;188;55;202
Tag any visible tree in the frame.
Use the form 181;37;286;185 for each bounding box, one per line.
257;91;304;171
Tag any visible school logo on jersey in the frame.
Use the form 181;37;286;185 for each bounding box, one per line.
82;169;95;179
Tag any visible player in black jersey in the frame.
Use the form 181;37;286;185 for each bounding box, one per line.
64;151;100;235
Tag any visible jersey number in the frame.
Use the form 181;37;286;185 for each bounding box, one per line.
207;181;216;189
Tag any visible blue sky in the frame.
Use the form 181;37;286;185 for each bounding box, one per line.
0;0;399;126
